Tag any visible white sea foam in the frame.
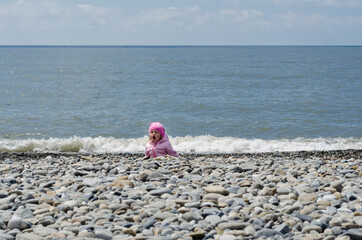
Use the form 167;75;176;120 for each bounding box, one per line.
0;136;361;154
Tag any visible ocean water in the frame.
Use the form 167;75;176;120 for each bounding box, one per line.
0;46;361;153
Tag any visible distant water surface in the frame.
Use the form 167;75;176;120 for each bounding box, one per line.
0;46;361;153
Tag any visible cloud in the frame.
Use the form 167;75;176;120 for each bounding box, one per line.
297;0;361;7
76;4;108;25
0;0;360;45
265;10;362;35
123;6;202;29
228;0;361;7
78;4;106;15
0;1;112;29
220;9;263;21
122;6;266;31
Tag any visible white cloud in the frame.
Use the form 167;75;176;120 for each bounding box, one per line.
122;6;265;30
76;4;108;25
271;10;362;30
123;6;201;29
195;12;210;26
302;0;361;7
78;4;106;15
0;1;66;21
0;0;360;45
220;9;263;21
229;0;361;7
186;6;200;12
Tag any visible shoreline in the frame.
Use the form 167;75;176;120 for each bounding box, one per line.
1;149;361;161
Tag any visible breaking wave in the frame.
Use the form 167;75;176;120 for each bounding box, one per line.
0;136;361;154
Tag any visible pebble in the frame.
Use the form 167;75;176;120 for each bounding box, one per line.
7;216;32;230
0;150;360;240
345;229;362;240
217;221;247;230
255;229;283;238
203;185;230;195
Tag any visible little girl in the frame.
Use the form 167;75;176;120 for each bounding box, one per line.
145;122;180;158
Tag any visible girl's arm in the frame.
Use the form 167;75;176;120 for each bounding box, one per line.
166;143;180;157
145;144;151;157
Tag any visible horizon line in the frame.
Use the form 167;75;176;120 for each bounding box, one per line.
0;44;361;47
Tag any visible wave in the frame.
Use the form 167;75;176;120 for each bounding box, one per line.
0;136;361;154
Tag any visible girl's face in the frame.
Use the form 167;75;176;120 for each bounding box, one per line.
149;130;161;143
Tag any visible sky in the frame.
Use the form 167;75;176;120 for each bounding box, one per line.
0;0;361;45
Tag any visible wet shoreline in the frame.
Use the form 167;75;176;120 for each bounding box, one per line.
1;149;361;161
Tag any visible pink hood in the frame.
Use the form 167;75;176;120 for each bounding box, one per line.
145;132;180;158
149;122;165;138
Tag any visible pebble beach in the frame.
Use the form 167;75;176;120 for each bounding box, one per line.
0;150;361;240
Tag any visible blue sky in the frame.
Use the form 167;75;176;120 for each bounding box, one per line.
1;0;361;45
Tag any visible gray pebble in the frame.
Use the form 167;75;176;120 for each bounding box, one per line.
0;233;14;240
217;221;247;230
7;216;32;230
182;212;203;222
15;233;42;240
205;215;222;227
255;229;283;238
39;180;55;188
345;229;362;240
274;223;291;234
292;211;314;222
149;188;172;196
95;229;113;240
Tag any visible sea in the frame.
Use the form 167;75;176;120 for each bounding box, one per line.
0;46;361;154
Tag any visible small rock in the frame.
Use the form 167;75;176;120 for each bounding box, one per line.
182;212;203;222
82;178;99;187
345;229;362;240
298;193;317;202
7;216;32;230
255;229;283;238
39;180;55;188
190;230;206;239
292;211;314;222
244;225;255;236
203;185;230;195
330;180;344;192
353;216;362;226
149;188;172;196
217;221;247;230
95;229;113;240
219;235;237;240
0;192;9;199
122;227;136;236
32;226;58;237
275;223;291;234
0;233;14;240
78;231;96;238
180;222;193;230
205;215;222;227
16;233;42;240
303;225;323;233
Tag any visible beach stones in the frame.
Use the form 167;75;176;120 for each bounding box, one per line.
0;150;360;239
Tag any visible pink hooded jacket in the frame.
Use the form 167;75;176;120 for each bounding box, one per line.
145;123;180;158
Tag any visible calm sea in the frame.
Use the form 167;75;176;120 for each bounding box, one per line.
0;46;361;153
